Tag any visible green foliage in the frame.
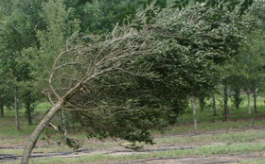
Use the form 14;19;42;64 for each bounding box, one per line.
75;0;254;25
78;0;134;33
62;3;254;144
226;3;265;97
28;0;81;93
0;0;42;114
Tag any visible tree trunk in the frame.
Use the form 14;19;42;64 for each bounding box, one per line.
21;101;64;164
61;110;68;143
21;81;82;164
212;93;217;116
0;104;4;118
234;87;241;109
253;87;257;113
191;97;197;134
199;97;205;111
223;81;229;121
71;112;76;128
15;87;20;131
25;101;33;125
247;89;252;128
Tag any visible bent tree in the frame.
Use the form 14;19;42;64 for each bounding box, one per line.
21;1;256;163
21;25;158;164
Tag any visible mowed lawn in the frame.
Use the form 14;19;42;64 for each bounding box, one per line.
1;97;265;164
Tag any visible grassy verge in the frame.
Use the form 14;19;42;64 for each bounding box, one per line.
2;97;265;164
241;159;265;164
25;141;265;164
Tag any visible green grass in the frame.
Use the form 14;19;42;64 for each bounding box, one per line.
154;129;265;145
0;117;37;137
0;102;52;137
2;96;265;163
2;102;50;118
241;159;265;164
26;141;265;164
35;102;51;113
154;117;265;136
3;127;265;163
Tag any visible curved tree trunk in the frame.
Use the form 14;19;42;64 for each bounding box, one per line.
21;80;82;164
21;101;64;164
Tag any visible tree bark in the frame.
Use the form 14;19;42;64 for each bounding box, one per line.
15;87;20;131
25;101;33;125
223;81;229;121
199;97;205;111
21;81;82;164
212;93;217;116
0;104;4;118
247;89;252;128
234;87;241;109
191;96;197;134
253;87;257;113
61;110;68;143
21;101;64;164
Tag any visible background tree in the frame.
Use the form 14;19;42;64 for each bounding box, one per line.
0;0;42;129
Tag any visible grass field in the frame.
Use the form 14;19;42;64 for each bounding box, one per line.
1;96;265;164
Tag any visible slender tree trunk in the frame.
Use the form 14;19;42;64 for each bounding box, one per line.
253;87;257;113
234;87;241;109
61;110;68;143
199;97;205;111
191;96;197;134
223;81;229;121
15;87;20;131
247;89;252;128
21;81;82;164
212;93;217;116
71;112;75;128
25;101;33;125
21;101;64;164
0;104;4;118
